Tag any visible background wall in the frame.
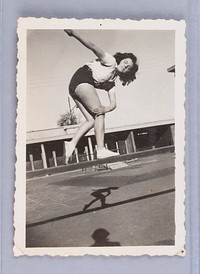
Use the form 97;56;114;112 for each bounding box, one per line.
27;29;175;131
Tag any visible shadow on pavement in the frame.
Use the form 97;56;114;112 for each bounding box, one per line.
49;167;174;188
83;187;119;211
26;187;175;228
91;228;121;246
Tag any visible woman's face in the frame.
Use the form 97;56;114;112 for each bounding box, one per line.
117;58;133;73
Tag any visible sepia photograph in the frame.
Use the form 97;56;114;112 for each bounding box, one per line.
14;18;186;256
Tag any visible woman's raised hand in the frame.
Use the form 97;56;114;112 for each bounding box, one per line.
93;106;109;115
64;29;74;36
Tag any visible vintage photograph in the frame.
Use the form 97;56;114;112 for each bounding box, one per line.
14;19;186;256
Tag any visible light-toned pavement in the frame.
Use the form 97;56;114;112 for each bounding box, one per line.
26;152;175;247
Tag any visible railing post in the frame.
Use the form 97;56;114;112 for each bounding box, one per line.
88;137;94;160
75;148;79;163
170;124;175;145
130;131;137;152
29;154;35;171
125;140;129;154
41;143;47;169
85;146;89;161
52;151;57;167
115;141;119;153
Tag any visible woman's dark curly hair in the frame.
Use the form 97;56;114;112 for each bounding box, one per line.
113;52;138;86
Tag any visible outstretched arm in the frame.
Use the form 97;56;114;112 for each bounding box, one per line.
64;29;106;61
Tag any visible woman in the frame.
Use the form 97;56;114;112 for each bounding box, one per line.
64;29;138;164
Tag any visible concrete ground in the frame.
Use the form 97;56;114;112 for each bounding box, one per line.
26;152;175;247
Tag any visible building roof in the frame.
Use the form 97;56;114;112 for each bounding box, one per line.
26;119;175;144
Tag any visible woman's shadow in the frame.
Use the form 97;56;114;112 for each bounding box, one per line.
83;187;119;211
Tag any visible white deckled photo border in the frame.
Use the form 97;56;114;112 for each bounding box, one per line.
14;18;186;256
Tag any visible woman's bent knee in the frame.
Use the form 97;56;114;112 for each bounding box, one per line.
86;119;95;128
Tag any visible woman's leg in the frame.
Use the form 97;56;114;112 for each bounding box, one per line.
64;83;119;163
73;83;105;150
64;97;95;164
70;99;95;146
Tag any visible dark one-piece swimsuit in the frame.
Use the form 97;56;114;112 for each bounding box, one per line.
69;65;116;99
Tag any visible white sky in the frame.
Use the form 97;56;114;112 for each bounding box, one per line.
27;29;175;131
